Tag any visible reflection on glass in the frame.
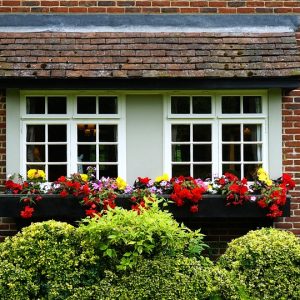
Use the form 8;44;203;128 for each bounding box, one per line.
244;164;260;181
26;125;45;142
26;97;45;114
243;124;262;142
193;165;212;180
27;145;45;162
171;125;190;142
48;165;67;182
99;145;117;162
222;124;240;141
172;164;190;177
99;165;118;178
244;144;261;161
48;145;67;162
99;125;117;142
78;164;96;175
194;145;211;162
77;124;96;142
192;96;211;114
172;145;190;162
171;96;190;114
222;164;241;178
48;125;67;142
78;145;96;162
222;144;241;161
193;124;211;141
99;96;118;114
222;96;240;114
48;97;67;114
243;96;262;113
77;96;96;114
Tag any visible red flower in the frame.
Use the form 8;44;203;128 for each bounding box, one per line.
190;205;199;213
138;177;151;185
20;206;34;218
58;176;67;183
60;189;68;198
257;198;268;208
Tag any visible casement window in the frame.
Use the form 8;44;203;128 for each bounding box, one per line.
20;93;125;181
165;93;268;180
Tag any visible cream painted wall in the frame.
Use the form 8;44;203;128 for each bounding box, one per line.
126;94;163;184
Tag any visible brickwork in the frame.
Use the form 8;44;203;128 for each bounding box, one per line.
0;1;299;14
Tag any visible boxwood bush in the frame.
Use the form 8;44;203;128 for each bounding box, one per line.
218;227;300;300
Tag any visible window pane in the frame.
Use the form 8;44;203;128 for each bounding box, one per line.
222;124;240;141
172;145;190;162
78;164;96;174
193;165;212;180
99;165;118;178
48;165;67;182
192;96;211;114
48;125;67;142
48;97;67;114
27;145;45;162
244;144;262;161
243;124;262;142
99;96;118;114
26;125;45;142
222;96;240;114
243;96;262;113
171;96;190;114
171;125;190;142
193;124;211;141
194;145;212;162
172;164;190;177
99;125;117;142
77;124;96;142
78;145;96;162
48;145;67;162
99;145;118;162
222;164;241;178
222;144;241;161
26;97;45;114
244;164;260;181
77;96;96;114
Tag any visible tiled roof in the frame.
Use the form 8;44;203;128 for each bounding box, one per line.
0;32;300;79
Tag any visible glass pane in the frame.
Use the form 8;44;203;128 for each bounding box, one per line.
172;145;190;162
48;165;67;182
171;96;190;114
48;97;67;114
222;124;240;141
78;145;96;162
27;145;45;162
99;165;118;178
222;96;240;114
99;145;118;162
26;125;45;142
99;125;117;142
193;145;212;162
48;125;67;142
77;124;96;142
243;96;262;113
193;124;211;141
99;96;118;114
222;164;241;178
77;96;96;114
48;145;67;162
78;164;96;174
244;144;262;161
26;97;45;114
192;96;211;114
172;164;190;177
222;144;241;161
243;124;262;142
193;165;212;180
171;125;190;142
244;164;260;181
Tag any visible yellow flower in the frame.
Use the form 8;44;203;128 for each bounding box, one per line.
27;169;46;181
37;169;46;180
116;177;127;190
266;179;273;186
27;169;37;180
80;174;88;182
155;173;169;182
258;173;268;182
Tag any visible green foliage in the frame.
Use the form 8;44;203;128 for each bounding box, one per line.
218;227;300;300
78;203;206;270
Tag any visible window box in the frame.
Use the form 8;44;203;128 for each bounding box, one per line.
0;194;290;220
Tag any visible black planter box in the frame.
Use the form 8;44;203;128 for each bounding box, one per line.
0;193;290;220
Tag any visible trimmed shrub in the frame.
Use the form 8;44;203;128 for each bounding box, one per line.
218;228;300;300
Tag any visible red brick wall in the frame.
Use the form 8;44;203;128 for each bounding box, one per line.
0;0;299;14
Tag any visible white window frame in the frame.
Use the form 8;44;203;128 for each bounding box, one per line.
20;91;126;180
